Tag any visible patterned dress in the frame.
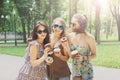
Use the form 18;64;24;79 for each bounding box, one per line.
71;45;93;80
16;40;47;80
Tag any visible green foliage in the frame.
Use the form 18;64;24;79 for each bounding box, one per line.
0;0;119;42
52;0;61;18
92;44;120;69
0;0;14;32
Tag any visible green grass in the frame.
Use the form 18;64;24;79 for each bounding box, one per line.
0;46;26;57
0;44;120;68
92;44;120;69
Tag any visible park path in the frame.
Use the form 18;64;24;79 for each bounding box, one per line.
0;54;120;80
0;41;120;47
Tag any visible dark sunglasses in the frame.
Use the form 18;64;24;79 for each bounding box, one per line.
54;24;64;30
71;23;76;27
37;29;47;34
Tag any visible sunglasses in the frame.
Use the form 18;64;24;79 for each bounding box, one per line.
54;24;64;30
37;29;47;34
71;23;76;27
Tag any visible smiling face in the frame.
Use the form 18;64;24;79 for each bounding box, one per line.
53;21;64;35
36;25;47;40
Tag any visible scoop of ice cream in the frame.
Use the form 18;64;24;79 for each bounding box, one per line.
48;51;53;55
45;57;53;63
61;37;67;42
44;43;51;48
71;50;78;56
53;47;61;53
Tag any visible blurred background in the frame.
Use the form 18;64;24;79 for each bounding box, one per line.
0;0;120;69
0;0;120;44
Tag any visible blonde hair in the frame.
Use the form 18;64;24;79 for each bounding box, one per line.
51;17;66;38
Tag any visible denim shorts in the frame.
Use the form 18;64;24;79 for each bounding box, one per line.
47;76;70;80
73;76;93;80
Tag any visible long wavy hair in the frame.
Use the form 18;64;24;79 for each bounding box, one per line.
31;21;50;45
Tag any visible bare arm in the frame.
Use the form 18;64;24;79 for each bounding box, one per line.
30;45;48;67
87;36;96;60
60;46;70;61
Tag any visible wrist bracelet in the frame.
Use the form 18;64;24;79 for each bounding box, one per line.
82;56;85;61
87;56;89;61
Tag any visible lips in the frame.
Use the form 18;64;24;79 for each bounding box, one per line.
41;34;46;37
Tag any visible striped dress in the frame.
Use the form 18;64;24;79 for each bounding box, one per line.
16;40;47;80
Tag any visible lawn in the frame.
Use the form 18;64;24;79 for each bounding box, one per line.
0;44;120;69
0;46;26;57
92;44;120;69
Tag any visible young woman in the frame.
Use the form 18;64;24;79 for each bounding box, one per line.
16;21;50;80
69;14;96;80
47;17;71;80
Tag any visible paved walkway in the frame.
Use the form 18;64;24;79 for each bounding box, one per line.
0;42;120;47
0;54;120;80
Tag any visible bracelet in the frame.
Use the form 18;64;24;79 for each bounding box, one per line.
82;56;85;61
87;56;89;60
83;56;89;61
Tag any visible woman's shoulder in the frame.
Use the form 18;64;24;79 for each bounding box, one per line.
29;40;39;45
86;32;95;39
67;32;75;38
85;32;96;43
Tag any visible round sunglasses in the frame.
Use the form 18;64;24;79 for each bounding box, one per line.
37;29;47;34
54;24;64;30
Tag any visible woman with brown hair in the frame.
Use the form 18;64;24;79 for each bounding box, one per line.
47;17;71;80
16;21;50;80
69;14;96;80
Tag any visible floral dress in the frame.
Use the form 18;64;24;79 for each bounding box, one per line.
71;45;93;80
16;40;47;80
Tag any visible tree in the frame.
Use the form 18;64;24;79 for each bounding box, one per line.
13;0;33;43
109;0;120;41
68;0;78;27
94;0;101;44
0;0;4;32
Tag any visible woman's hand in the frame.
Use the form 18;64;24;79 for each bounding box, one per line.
45;57;53;65
61;40;69;49
61;40;71;56
71;49;78;57
73;54;83;62
53;47;62;58
44;47;50;58
54;51;62;58
46;62;52;65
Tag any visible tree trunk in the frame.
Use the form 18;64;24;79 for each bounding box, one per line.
49;0;52;31
75;0;77;13
106;20;111;39
27;15;30;38
117;18;120;41
109;1;120;41
95;2;101;44
21;19;26;43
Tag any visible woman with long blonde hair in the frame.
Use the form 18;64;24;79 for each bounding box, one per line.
47;17;71;80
